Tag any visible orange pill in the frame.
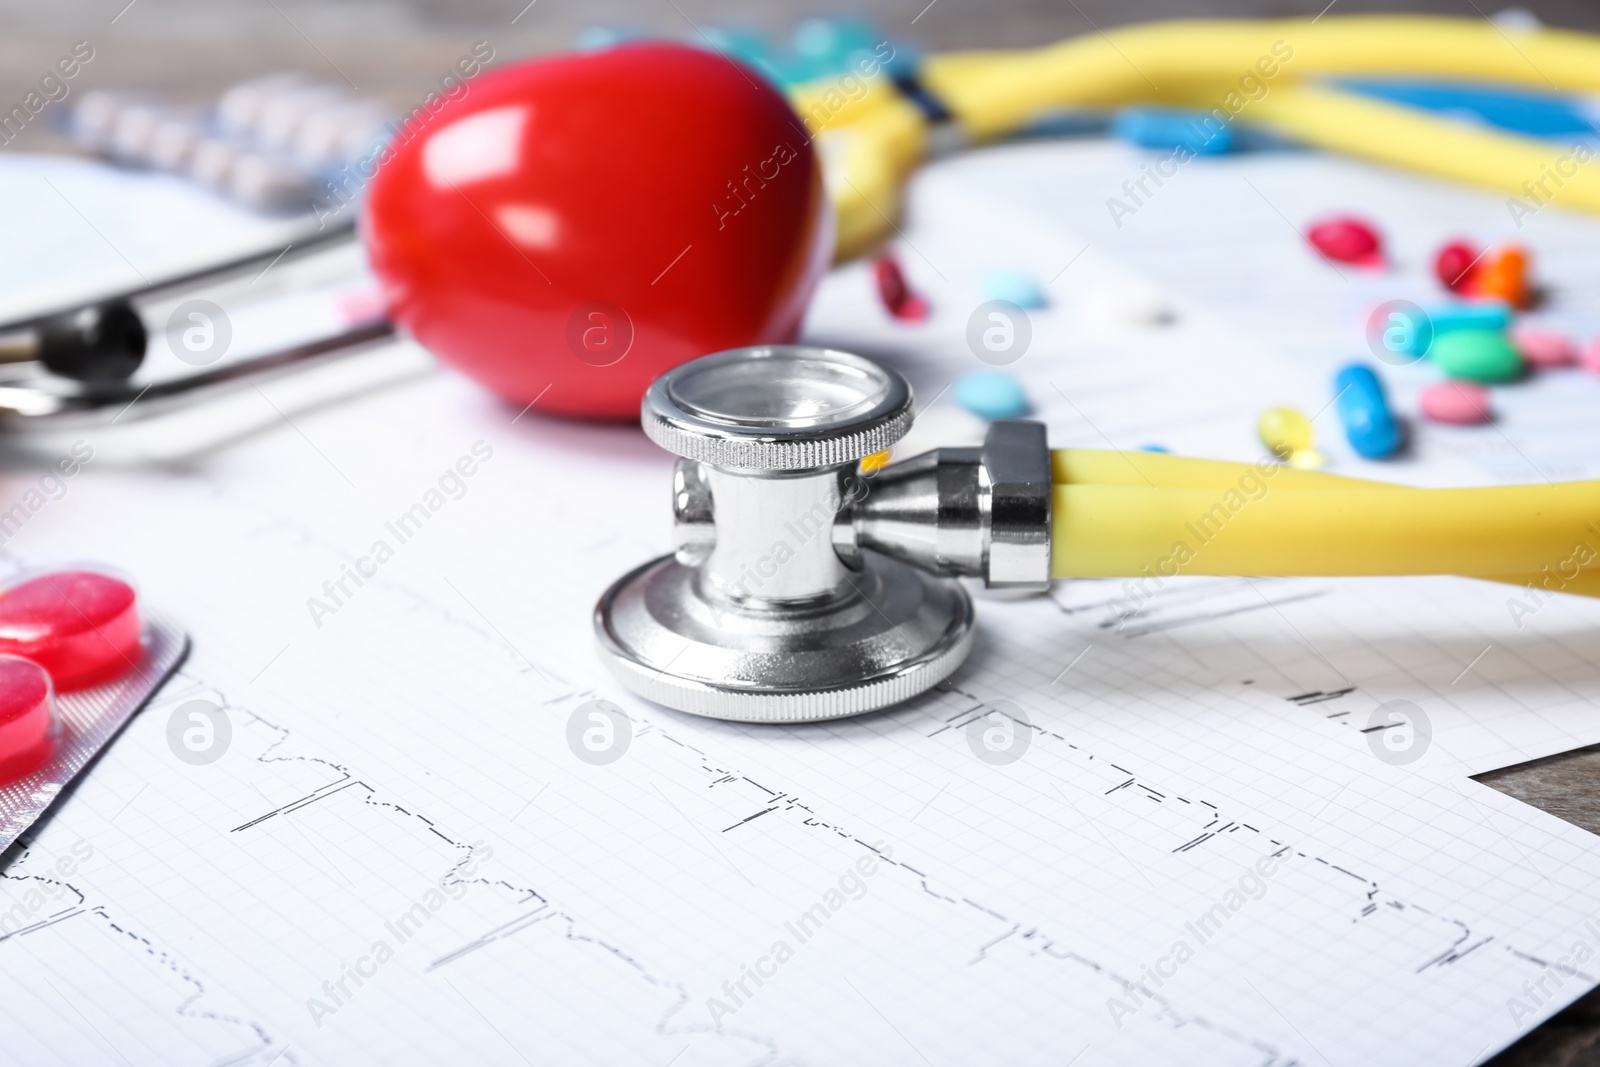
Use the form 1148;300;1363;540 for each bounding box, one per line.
1469;245;1530;310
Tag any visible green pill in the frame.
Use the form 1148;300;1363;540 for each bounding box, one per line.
1428;328;1524;383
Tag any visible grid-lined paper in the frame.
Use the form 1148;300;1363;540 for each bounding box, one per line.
2;141;1600;1066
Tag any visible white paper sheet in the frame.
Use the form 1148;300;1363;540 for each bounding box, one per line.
803;139;1600;777
1;145;1600;1067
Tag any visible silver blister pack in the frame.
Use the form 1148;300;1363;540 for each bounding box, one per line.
0;612;188;852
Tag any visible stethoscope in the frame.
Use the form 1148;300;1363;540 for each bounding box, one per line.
597;346;1600;723
9;18;1600;721
0;221;389;427
8;13;1599;426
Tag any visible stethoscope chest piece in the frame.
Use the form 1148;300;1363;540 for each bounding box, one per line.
594;346;985;723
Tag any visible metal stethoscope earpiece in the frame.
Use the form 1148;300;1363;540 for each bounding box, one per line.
0;222;388;428
594;345;1052;723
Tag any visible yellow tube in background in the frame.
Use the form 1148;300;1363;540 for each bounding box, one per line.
1050;451;1600;582
818;15;1600;256
1243;87;1600;216
921;16;1600;140
816;98;929;261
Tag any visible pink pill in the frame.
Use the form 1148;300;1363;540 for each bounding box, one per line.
1581;339;1600;375
1307;215;1384;268
1419;381;1491;425
1510;324;1576;368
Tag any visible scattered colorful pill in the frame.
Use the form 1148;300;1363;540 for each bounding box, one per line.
1086;281;1172;327
1509;324;1577;368
1258;406;1321;465
954;371;1029;421
1419;381;1492;425
791;17;879;73
574;25;651;51
1428;301;1512;334
1333;364;1403;459
1434;239;1481;292
0;571;142;691
1582;339;1600;375
1467;245;1531;309
0;656;55;780
1372;300;1513;359
335;287;388;327
1428;327;1524;383
1110;107;1234;155
873;253;929;323
980;268;1047;310
1288;449;1327;469
1307;215;1384;268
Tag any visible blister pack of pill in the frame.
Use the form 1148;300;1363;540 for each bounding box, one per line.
0;569;188;852
69;73;393;214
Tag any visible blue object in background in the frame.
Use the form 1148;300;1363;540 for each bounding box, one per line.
1340;79;1598;140
981;268;1048;309
699;26;792;83
579;17;910;87
1334;363;1403;459
1383;302;1512;358
875;38;921;82
1111;107;1234;155
792;17;880;72
1138;444;1170;452
1427;301;1513;334
954;371;1030;421
574;26;653;50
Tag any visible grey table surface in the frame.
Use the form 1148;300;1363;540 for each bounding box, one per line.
3;1;1599;1063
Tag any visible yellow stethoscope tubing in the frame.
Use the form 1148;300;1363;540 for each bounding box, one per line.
788;20;1600;603
794;15;1600;259
1051;450;1600;599
918;16;1600;139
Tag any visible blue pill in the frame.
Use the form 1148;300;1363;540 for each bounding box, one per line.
981;268;1048;309
954;372;1029;421
1138;444;1170;453
574;26;651;50
1111;107;1234;155
792;17;880;73
1385;302;1512;357
1426;301;1512;334
698;26;790;82
1334;363;1402;459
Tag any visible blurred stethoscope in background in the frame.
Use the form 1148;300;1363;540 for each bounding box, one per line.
8;13;1600;430
0;219;394;428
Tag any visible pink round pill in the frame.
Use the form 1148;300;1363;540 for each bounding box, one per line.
1419;381;1491;425
1581;339;1600;375
1510;324;1576;368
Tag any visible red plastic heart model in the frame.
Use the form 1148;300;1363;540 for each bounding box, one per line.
363;43;833;420
0;571;142;691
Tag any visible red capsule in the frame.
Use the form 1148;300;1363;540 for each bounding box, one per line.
0;570;142;690
1307;215;1384;268
1434;239;1481;292
873;253;929;323
0;656;55;780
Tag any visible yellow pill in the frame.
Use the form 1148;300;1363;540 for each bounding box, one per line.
1257;406;1314;462
1287;448;1327;470
860;449;891;473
